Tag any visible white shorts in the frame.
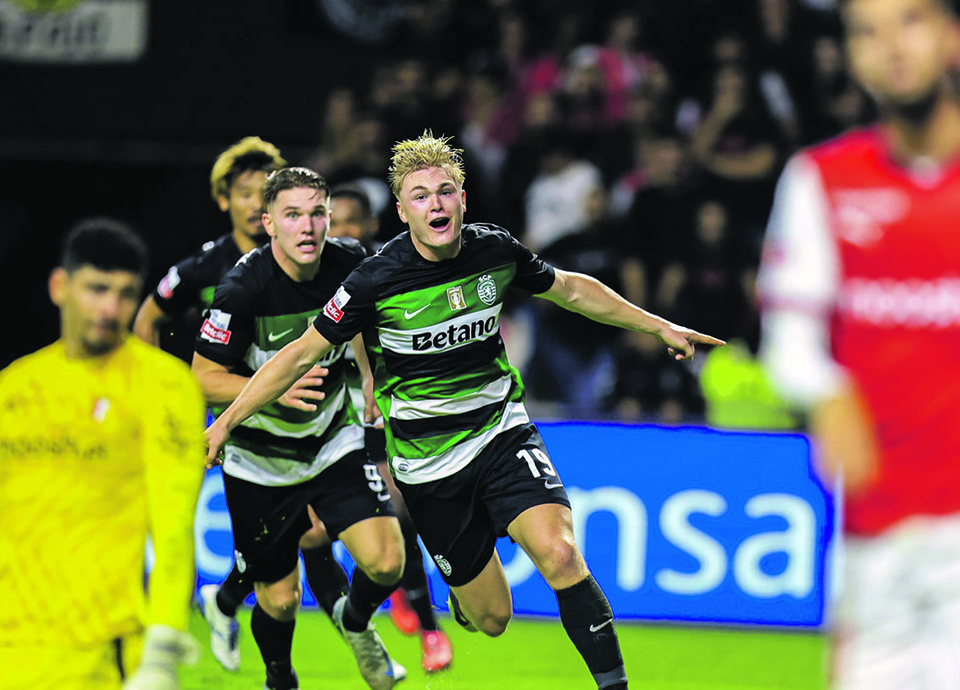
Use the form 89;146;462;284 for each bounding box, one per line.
832;513;960;690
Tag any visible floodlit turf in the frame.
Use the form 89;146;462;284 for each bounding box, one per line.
182;608;828;689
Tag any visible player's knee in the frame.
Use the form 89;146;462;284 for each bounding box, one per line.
536;539;584;585
475;608;512;637
364;553;404;586
259;585;302;617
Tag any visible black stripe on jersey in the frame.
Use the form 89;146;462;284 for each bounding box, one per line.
266;361;347;426
231;401;351;464
380;333;503;380
390;400;504;441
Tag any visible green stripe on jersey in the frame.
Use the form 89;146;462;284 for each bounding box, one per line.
370;264;532;483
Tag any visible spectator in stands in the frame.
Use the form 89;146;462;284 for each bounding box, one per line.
523;134;603;253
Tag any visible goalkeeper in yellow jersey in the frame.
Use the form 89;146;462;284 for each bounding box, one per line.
0;219;207;690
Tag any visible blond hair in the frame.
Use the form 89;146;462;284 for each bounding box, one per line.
209;136;287;201
388;131;465;198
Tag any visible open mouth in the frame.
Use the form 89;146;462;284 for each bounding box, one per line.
298;239;318;252
430;218;450;229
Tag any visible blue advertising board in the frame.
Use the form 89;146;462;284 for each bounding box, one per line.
194;423;837;627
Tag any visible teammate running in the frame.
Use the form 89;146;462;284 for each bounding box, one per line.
133;137;367;675
192;167;405;690
330;184;453;673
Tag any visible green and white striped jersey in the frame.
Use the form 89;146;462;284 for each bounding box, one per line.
314;224;556;484
196;240;368;486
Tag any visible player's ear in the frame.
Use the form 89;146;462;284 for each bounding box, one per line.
262;211;276;238
461;188;467;213
216;194;230;212
48;267;68;307
396;200;407;224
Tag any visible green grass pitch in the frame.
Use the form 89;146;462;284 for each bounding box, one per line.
181;608;828;689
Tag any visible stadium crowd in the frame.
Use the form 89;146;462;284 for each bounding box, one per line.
295;0;872;423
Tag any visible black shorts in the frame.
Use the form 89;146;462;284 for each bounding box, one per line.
396;423;570;587
223;449;396;584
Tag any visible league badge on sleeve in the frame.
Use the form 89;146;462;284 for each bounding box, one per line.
200;309;233;345
157;266;181;299
323;286;351;323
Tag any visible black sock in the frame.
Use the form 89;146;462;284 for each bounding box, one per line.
216;564;254;618
341;567;398;633
399;521;438;631
301;543;350;619
251;603;297;688
556;575;628;690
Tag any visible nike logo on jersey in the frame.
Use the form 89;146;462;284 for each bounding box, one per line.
589;619;613;633
268;328;294;342
404;305;430;319
544;481;563;490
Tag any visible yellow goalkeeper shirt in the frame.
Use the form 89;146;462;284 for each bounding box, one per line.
0;336;206;647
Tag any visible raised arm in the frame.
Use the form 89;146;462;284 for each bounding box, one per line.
538;268;724;359
205;325;335;462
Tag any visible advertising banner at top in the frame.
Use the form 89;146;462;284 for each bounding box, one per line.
0;0;148;63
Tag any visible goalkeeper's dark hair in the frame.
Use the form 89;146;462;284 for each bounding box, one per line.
60;217;149;277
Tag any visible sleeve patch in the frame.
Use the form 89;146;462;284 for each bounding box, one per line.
157;266;181;299
323;300;344;323
200;309;232;344
323;286;351;323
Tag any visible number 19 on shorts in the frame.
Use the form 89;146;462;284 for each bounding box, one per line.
517;448;564;490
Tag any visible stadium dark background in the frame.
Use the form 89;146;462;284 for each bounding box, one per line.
1;0;860;425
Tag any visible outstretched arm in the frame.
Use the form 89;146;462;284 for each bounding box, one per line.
205;326;335;462
538;268;724;360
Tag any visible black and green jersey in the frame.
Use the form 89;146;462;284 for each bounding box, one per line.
196;239;368;486
151;233;247;362
314;224;556;484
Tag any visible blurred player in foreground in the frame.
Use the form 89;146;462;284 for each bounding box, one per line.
329;184;453;672
758;0;960;687
0;219;207;690
205;132;723;690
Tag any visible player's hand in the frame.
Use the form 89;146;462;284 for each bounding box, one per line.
204;419;231;468
278;365;328;412
809;386;879;494
656;325;725;360
122;625;199;690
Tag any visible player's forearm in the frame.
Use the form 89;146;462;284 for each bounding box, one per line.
217;337;318;432
351;334;374;388
544;271;676;337
194;369;251;406
759;309;846;409
132;297;167;347
145;382;207;631
147;513;201;631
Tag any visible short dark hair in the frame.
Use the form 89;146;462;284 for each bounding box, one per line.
60;218;149;276
262;167;331;210
330;184;373;218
